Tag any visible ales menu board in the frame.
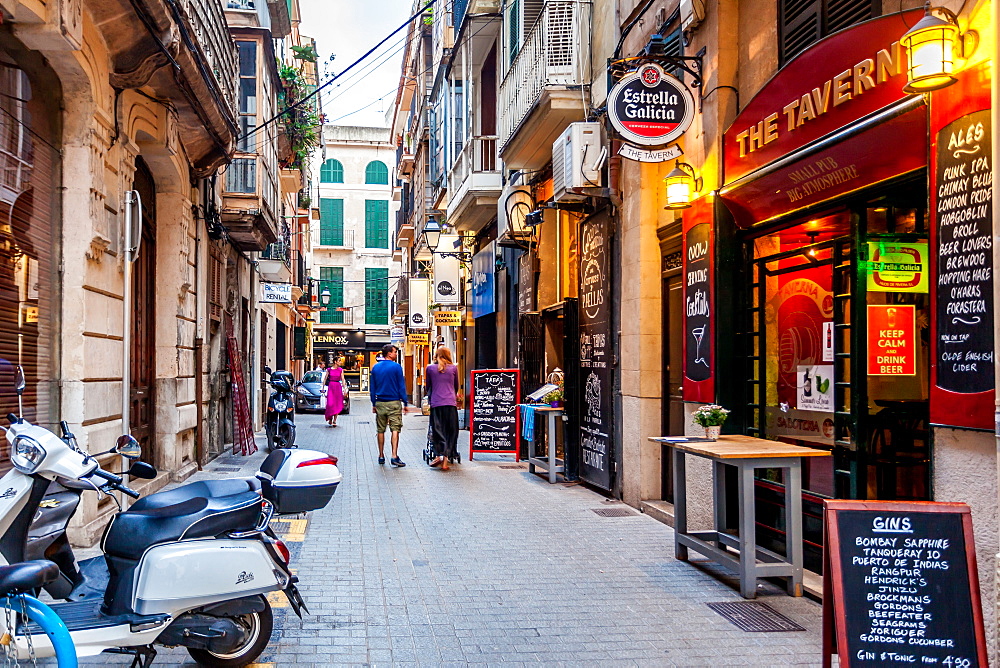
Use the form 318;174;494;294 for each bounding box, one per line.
685;223;711;382
578;215;613;491
823;501;986;668
934;109;994;395
469;369;520;456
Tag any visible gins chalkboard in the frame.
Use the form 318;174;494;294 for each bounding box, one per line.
823;501;986;668
934;109;994;395
469;369;520;457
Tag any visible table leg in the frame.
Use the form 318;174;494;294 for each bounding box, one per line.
738;463;757;599
713;460;728;540
784;459;804;596
527;430;536;473
547;412;557;483
673;448;687;561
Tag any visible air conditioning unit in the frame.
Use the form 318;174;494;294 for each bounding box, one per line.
552;122;603;202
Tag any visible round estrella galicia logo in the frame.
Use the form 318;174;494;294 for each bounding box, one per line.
608;66;694;147
638;63;662;87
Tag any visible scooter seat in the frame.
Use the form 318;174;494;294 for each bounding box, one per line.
102;491;263;561
127;479;260;512
0;560;59;597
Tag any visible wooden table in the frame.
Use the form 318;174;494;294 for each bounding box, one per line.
650;434;831;598
523;406;565;483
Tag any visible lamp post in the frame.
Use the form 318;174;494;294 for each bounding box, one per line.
421;216;472;262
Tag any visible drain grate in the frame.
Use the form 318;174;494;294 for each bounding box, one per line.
213;466;241;473
499;464;527;469
591;507;639;518
707;602;805;632
358;421;371;424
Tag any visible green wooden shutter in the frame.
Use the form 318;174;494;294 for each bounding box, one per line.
365;268;389;325
320;159;343;183
320;198;344;246
365;161;389;184
319;266;344;324
365;200;389;248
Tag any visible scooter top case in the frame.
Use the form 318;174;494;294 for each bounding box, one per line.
256;449;341;515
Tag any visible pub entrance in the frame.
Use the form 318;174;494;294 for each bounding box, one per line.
738;177;931;573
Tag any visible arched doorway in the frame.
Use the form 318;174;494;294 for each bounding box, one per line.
131;158;157;459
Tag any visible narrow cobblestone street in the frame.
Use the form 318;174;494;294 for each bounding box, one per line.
54;399;826;666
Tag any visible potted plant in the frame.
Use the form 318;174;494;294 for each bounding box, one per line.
541;385;564;408
692;404;730;440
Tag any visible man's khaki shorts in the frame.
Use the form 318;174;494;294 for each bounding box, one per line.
375;401;403;433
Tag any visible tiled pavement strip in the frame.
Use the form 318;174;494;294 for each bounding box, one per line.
43;399;825;666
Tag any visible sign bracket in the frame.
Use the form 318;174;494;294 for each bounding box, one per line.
608;46;706;94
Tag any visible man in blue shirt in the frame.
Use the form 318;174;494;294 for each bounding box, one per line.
370;344;407;467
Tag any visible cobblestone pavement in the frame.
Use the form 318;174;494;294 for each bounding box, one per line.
46;398;825;666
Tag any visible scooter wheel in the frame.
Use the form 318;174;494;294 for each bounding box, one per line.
186;595;273;667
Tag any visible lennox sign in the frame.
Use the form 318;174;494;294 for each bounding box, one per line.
608;63;695;147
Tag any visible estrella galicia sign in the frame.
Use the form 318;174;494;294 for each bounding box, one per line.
608;63;695;146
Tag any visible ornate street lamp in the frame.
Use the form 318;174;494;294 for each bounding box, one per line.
900;7;976;94
320;288;331;307
664;162;702;210
422;216;442;252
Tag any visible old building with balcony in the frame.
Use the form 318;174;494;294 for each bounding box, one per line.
0;0;245;542
310;125;399;389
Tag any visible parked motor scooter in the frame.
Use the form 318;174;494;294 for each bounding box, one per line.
1;366;342;666
263;366;296;452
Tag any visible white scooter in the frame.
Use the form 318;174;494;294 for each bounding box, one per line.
0;367;342;666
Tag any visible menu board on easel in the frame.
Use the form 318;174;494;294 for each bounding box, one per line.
469;369;520;459
822;500;987;668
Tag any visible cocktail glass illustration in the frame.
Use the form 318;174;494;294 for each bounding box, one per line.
692;326;708;367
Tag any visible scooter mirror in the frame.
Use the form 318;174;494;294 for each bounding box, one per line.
263;366;273;376
115;434;141;460
127;461;157;479
13;366;25;396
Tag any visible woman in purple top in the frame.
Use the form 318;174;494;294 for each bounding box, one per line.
425;346;459;470
323;357;345;427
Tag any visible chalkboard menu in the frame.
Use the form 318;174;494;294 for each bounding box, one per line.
823;501;986;668
579;215;613;491
685;223;711;382
469;369;520;457
935;109;994;395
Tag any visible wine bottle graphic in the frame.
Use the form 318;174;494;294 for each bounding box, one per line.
803;367;813;397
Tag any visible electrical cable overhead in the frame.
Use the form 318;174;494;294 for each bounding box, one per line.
238;0;438;144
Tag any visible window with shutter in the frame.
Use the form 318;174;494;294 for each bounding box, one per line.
365;200;389;249
365;161;389;185
365;268;389;325
209;249;224;322
320;159;343;183
779;0;879;64
662;28;684;81
319;199;344;246
507;0;520;64
319;266;345;325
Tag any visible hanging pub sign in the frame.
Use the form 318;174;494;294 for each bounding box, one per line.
408;278;430;330
867;305;916;376
608;63;695;147
432;236;461;305
866;242;929;293
260;282;292;303
407;332;429;346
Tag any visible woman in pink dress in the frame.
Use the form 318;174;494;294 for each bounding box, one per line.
323;357;345;427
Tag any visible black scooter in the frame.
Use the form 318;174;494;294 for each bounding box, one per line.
264;366;297;452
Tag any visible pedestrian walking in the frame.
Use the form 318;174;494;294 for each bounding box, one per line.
314;358;327;373
425;346;459;470
370;344;407;467
323;357;345;427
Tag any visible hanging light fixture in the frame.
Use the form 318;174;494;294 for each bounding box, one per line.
900;7;976;93
422;216;442;252
664;162;702;210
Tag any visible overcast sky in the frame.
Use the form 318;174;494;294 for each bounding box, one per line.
300;0;413;128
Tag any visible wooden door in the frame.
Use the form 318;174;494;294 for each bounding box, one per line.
131;159;156;457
